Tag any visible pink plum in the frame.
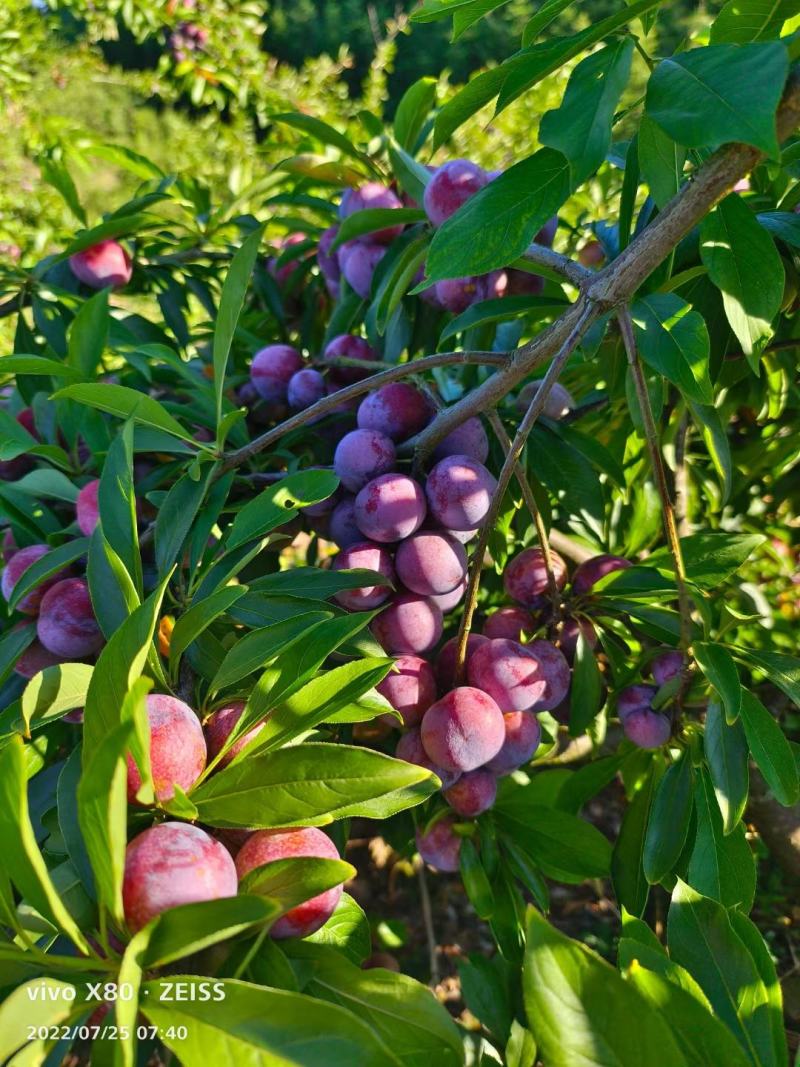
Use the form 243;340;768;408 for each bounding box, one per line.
420;686;505;772
395;727;460;789
287;368;326;410
341;241;386;299
126;693;206;803
357;383;435;443
436;633;489;689
423;160;488;227
432;417;489;464
394;531;467;597
37;579;103;658
333;429;396;493
354;473;427;543
339;182;404;242
2;544;63;615
504;547;568;608
377;654;437;728
332;542;395;610
250;345;304;403
486;711;542;775
571;554;631;595
371;593;443;654
483;606;536;642
516;380;575;420
416;815;462;872
443;769;497;817
323;334;377;385
76;479;100;537
69;240;132;289
425;455;497;532
205;700;264;769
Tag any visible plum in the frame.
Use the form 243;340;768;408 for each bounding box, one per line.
435;276;484;313
69;240;132;289
341;241;386;299
516;380;574;420
37;579;103;658
76;479;100;537
483;606;535;642
339;182;404;242
504;269;545;297
536;216;558;247
420;686;505;772
205;700;264;769
623;709;671;749
317;225;341;296
431;576;467;613
651;650;684;687
332;542;395;610
467;637;564;712
287;368;326;410
395;727;460;789
235;826;343;939
425;455;497;531
323;334;377;385
557;615;598;661
13;636;63;679
617;685;658;722
394;531;467;597
123;822;237;933
354;473;427;543
333;429;396;493
525;639;571;711
357;383;435;442
377;654;437;728
127;693;206;803
571;554;631;595
250;345;304;403
371;593;443;654
486;711;542;775
436;633;488;689
432;416;489;464
2;544;64;615
579;241;605;267
2;528;17;562
329;496;363;548
416;815;462;872
443;769;497;817
423;160;488;227
503;547;568;608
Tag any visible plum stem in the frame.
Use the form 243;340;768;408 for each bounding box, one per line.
452;303;595;684
416;861;440;987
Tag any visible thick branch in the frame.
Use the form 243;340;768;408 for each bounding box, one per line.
522;242;592;287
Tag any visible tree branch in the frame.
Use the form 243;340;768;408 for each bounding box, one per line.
522;242;592;287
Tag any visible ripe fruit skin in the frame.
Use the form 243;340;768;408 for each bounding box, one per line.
2;544;62;615
468;637;568;712
436;633;488;689
235;827;343;939
525;639;571;711
357;383;435;442
339;182;404;242
394;531;467;597
431;576;467;612
432;417;489;464
558;616;598;660
651;650;683;687
13;636;63;679
395;727;460;788
486;711;541;775
334;429;396;493
354;473;427;543
623;709;671;749
250;345;304;403
421;686;505;773
423;160;488;227
444;769;497;817
317;225;341;295
126;694;206;803
341;241;386;299
37;579;103;658
416;815;462;872
435;276;483;313
371;593;443;655
516;380;574;420
69;240;132;289
323;334;376;385
571;554;631;596
123;822;237;933
287;368;326;410
76;479;101;537
617;685;658;722
329;497;362;548
377;655;437;728
332;542;395;611
483;606;535;642
205;700;264;769
425;455;497;531
504;547;568;608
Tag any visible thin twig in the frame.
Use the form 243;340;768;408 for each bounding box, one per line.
522;242;592;287
453;303;595;682
416;861;440;987
617;309;693;662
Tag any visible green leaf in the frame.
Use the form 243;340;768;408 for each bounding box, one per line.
40;154;86;225
757;210;800;249
52;383;199;445
0;355;82;380
569;630;604;736
625;963;752;1067
393;76;437;150
142;977;402;1066
612;759;661;917
0;737;89;952
739;691;799;807
296;944;464;1067
143;896;282;968
226;469;340;550
643;750;694;884
459;837;495;919
539;38;634;185
20;662;94;734
98;421;142;596
239;856;355;911
87;526;141;637
687;400;733;503
688;768;755;910
522;0;577;43
212;223;265;429
77;717;134;926
638;115;687;209
190;743;437;828
645;42;788;157
438;293;568;344
667;880;773;1066
694;643;742;723
452;0;514;38
704;703;749;833
411;0;490;23
168;585;247;675
7;538;90;613
522;908;688;1067
432;65;508;150
711;0;797;44
700;194;784;365
495;798;612;883
733;647;800;706
305;893;371;963
208;613;331;694
273;113;378;174
155;465;216;576
251;566;394;600
630;294;713;405
645;532;764;588
728;910;789;1067
9;467;82;503
67;288;109;378
424;148;571;283
333;208;426;248
0;980;84;1063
